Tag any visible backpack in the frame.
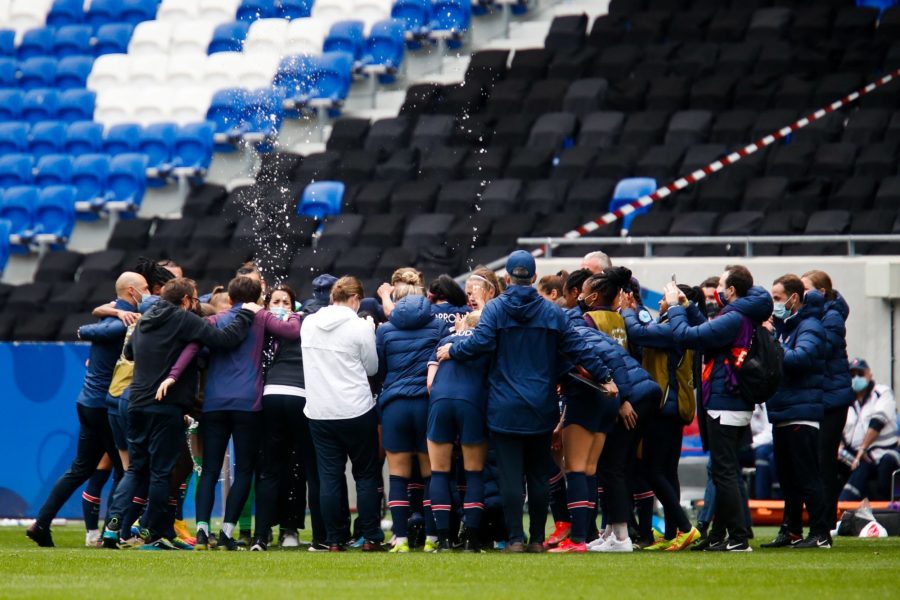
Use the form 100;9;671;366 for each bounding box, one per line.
731;325;783;405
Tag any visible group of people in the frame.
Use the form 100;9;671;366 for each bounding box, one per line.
25;248;898;553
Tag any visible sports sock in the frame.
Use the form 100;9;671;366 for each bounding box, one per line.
549;466;569;524
222;522;235;539
634;489;655;541
612;522;629;541
82;469;111;532
429;471;452;535
407;476;425;515
423;476;437;538
463;470;485;531
586;475;599;540
597;483;607;529
565;472;590;544
388;475;410;538
197;521;209;536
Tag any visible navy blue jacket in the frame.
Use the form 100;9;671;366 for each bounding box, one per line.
667;286;774;412
450;286;612;435
77;298;139;408
429;331;490;408
377;295;446;408
820;293;854;411
431;301;471;328
767;291;827;424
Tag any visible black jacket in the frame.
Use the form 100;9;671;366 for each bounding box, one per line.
125;300;254;411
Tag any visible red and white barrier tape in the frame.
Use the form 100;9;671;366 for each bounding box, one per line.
531;67;900;259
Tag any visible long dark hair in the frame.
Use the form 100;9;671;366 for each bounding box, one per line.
585;266;633;306
429;274;467;307
265;283;297;310
133;256;175;294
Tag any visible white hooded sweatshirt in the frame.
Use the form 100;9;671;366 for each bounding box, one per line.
301;305;378;420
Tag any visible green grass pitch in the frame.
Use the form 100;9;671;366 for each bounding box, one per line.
0;525;897;599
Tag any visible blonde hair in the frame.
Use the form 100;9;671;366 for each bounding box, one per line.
391;267;425;300
801;269;835;301
331;276;365;303
470;266;503;297
464;310;482;329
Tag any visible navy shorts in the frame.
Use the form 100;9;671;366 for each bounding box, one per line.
381;398;428;453
107;394;128;450
427;399;487;445
564;394;619;435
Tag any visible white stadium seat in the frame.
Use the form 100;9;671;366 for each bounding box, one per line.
129;21;174;55
198;0;242;24
352;0;393;30
243;18;290;57
204;51;244;89
95;88;137;127
166;53;207;87
170;21;218;56
127;55;170;87
87;54;132;92
311;0;351;25
170;86;214;125
133;93;171;126
9;0;52;36
157;0;200;23
286;18;329;56
238;52;280;89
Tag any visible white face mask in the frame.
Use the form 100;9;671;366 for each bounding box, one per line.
851;376;869;393
270;307;289;321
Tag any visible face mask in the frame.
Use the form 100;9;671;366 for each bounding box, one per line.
141;292;151;302
705;301;720;319
772;302;788;320
271;307;289;321
851;376;869;393
577;298;590;312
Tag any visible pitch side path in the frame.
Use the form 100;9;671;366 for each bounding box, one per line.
0;527;896;599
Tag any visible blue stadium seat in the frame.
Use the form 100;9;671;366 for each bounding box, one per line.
279;0;314;19
72;154;110;212
207;88;248;150
392;0;432;36
30;121;67;159
0;91;24;122
273;54;312;106
138;122;177;179
242;88;284;152
47;0;86;27
857;0;897;13
65;121;104;155
208;22;250;54
20;58;58;90
237;0;279;22
0;30;14;57
94;24;134;56
306;52;354;104
0;186;37;245
53;25;93;58
431;0;471;41
58;89;95;122
363;19;406;82
0;218;10;273
0;155;36;187
55;56;94;89
34;185;76;245
0;122;29;153
19;28;56;61
298;181;345;220
121;0;159;26
23;89;60;123
35;154;74;186
103;123;142;154
324;20;366;60
106;153;149;213
172;122;214;174
0;58;18;87
610;177;657;232
86;0;123;32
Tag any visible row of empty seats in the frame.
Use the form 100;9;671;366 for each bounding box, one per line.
0;0;158;36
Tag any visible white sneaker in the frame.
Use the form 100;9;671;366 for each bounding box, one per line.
85;530;101;547
591;536;633;553
281;533;299;548
587;527;612;549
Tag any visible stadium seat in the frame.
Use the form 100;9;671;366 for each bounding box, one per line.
0;186;37;245
33;185;76;245
204;51;244;89
0;30;13;57
53;25;93;58
299;182;345;220
172;122;215;175
156;0;200;23
8;1;52;34
610;177;656;232
207;88;247;147
0;122;29;154
325;20;367;60
392;0;431;36
87;54;131;91
23;89;60;123
237;0;278;22
30;121;67;159
528;112;579;151
209;22;250;54
855;142;897;178
0;154;35;187
129;20;173;55
363;19;406;81
0;57;16;88
665;110;713;148
35;154;73;186
55;56;94;89
244;18;289;56
57;89;94;123
286;18;330;55
106;153;149;213
65;121;103;155
86;0;123;32
47;0;86;27
403;213;455;250
391;181;438;214
312;0;352;23
305;52;354;106
0;90;24;122
280;0;314;20
92;23;131;56
139;122;177;178
544;14;587;54
166;55;207;87
102;123;141;155
121;0;159;26
430;0;472;40
72;154;110;211
0;219;10;274
19;27;56;60
241;87;284;151
563;79;608;117
20;58;58;90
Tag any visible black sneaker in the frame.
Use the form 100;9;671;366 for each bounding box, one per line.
308;542;330;552
691;537;724;552
26;523;54;548
208;531;219;549
709;539;752;552
217;531;244;551
436;537;453;552
408;514;424;549
696;521;709;540
793;534;832;549
462;530;483;553
195;529;210;551
761;531;802;548
238;529;252;547
250;537;268;552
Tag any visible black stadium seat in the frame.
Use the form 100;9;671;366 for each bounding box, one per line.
562;79;608;117
318;214;365;249
521;179;569;215
365;116;413;154
391;181;439;214
854;142;897;179
434;179;483;215
326;118;371;151
358;214;407;248
827;178;877;212
34;250;83;283
79;250;126;284
554;146;597;180
376;149;420;182
507;49;552;81
352;181;395;215
480;179;523;216
403;214;456;250
419;147;468;183
484;78;531;117
465;50;509;87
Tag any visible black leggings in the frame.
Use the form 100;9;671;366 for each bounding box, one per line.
195;410;262;526
254;394;325;543
598;400;653;524
642;414;692;537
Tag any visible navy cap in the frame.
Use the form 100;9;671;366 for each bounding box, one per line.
506;250;536;280
849;357;869;372
312;274;338;300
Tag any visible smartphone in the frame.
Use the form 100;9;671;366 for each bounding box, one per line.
670;273;677;284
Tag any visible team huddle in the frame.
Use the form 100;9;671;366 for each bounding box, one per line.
25;248;896;553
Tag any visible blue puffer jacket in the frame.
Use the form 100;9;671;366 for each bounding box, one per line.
450;285;612;435
431;301;471;328
561;309;630;403
668;286;774;412
767;291;827;424
820;292;854;411
376;295;446;408
76;298;140;408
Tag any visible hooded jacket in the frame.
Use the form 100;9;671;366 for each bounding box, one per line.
124;300;254;411
767;291;827;424
820;292;854;411
377;295;447;408
76;298;139;409
667;286;774;412
301;304;378;420
450;285;612;435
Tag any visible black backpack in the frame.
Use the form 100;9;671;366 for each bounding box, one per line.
733;325;783;405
